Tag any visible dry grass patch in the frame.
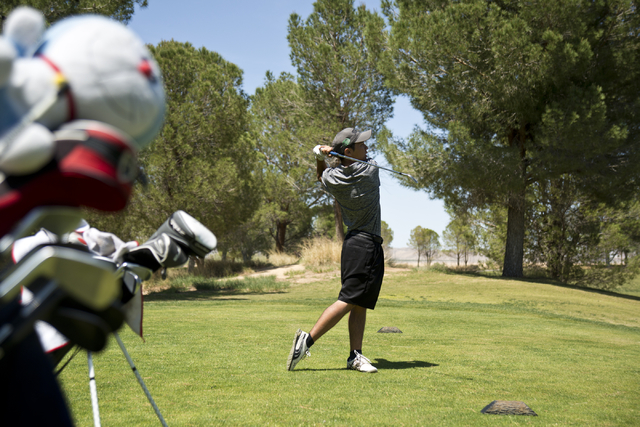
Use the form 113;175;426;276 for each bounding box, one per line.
265;250;300;267
300;237;341;267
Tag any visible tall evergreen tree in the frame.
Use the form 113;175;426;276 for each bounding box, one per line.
378;0;640;277
288;0;394;240
108;41;259;250
250;72;326;252
1;0;148;24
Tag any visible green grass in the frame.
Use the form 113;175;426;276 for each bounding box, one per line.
57;270;640;426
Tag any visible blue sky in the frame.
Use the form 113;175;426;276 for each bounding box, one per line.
128;0;450;247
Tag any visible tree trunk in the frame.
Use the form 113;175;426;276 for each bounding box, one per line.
502;191;526;277
275;221;287;252
188;256;196;273
333;199;345;241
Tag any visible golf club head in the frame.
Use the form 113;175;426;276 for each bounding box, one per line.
47;305;118;352
0;246;119;310
150;211;216;258
116;262;153;282
122;233;189;272
0;207;83;258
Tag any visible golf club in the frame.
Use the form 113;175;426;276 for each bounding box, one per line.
329;151;419;185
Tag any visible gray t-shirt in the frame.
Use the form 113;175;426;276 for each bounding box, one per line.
321;160;381;236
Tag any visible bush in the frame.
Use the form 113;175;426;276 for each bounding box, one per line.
428;263;449;273
448;264;481;274
165;275;288;293
572;263;640;291
300;237;342;267
523;265;550;279
194;275;288;292
193;258;248;278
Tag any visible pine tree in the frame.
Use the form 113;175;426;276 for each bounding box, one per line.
288;0;394;240
378;0;640;277
1;0;148;24
250;72;326;252
114;41;259;250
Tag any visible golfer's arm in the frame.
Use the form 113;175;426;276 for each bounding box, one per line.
316;159;327;182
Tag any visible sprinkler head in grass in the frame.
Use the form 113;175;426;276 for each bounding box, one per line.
481;401;537;416
377;327;402;333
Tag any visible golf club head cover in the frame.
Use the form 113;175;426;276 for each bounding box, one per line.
0;120;138;237
149;210;216;258
122;233;188;272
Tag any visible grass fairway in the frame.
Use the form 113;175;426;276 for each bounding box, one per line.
58;269;640;426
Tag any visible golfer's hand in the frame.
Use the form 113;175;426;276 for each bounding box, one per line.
313;145;332;160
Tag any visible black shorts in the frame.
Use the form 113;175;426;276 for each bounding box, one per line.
338;231;385;310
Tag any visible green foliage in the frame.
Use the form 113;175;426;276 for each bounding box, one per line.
119;41;260;251
288;0;394;136
442;212;476;267
250;72;324;252
408;225;440;267
378;0;640;277
1;0;147;24
380;220;394;251
524;180;640;288
312;205;340;239
462;205;507;271
288;0;396;239
525;176;594;282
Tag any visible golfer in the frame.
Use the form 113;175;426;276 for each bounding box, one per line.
287;128;384;373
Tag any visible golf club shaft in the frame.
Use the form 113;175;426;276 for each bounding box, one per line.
329;151;418;184
114;332;169;427
88;352;102;427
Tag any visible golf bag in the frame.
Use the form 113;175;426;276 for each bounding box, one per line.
0;120;140;426
0;124;217;425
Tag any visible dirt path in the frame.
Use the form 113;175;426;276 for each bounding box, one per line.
240;264;410;284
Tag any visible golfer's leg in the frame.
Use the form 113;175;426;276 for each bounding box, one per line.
348;306;367;352
309;300;353;341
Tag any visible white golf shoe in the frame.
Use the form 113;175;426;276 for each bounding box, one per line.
287;329;311;371
347;351;378;373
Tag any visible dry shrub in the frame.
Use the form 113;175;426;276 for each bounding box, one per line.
266;251;300;267
300;237;342;267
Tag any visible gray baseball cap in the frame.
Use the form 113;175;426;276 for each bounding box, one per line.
331;128;372;154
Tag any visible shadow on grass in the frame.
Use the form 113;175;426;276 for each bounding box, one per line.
295;368;346;372
374;359;439;370
507;277;640;302
445;270;640;302
143;288;288;302
293;360;438;372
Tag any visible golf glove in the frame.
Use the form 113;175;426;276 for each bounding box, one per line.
313;145;327;161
